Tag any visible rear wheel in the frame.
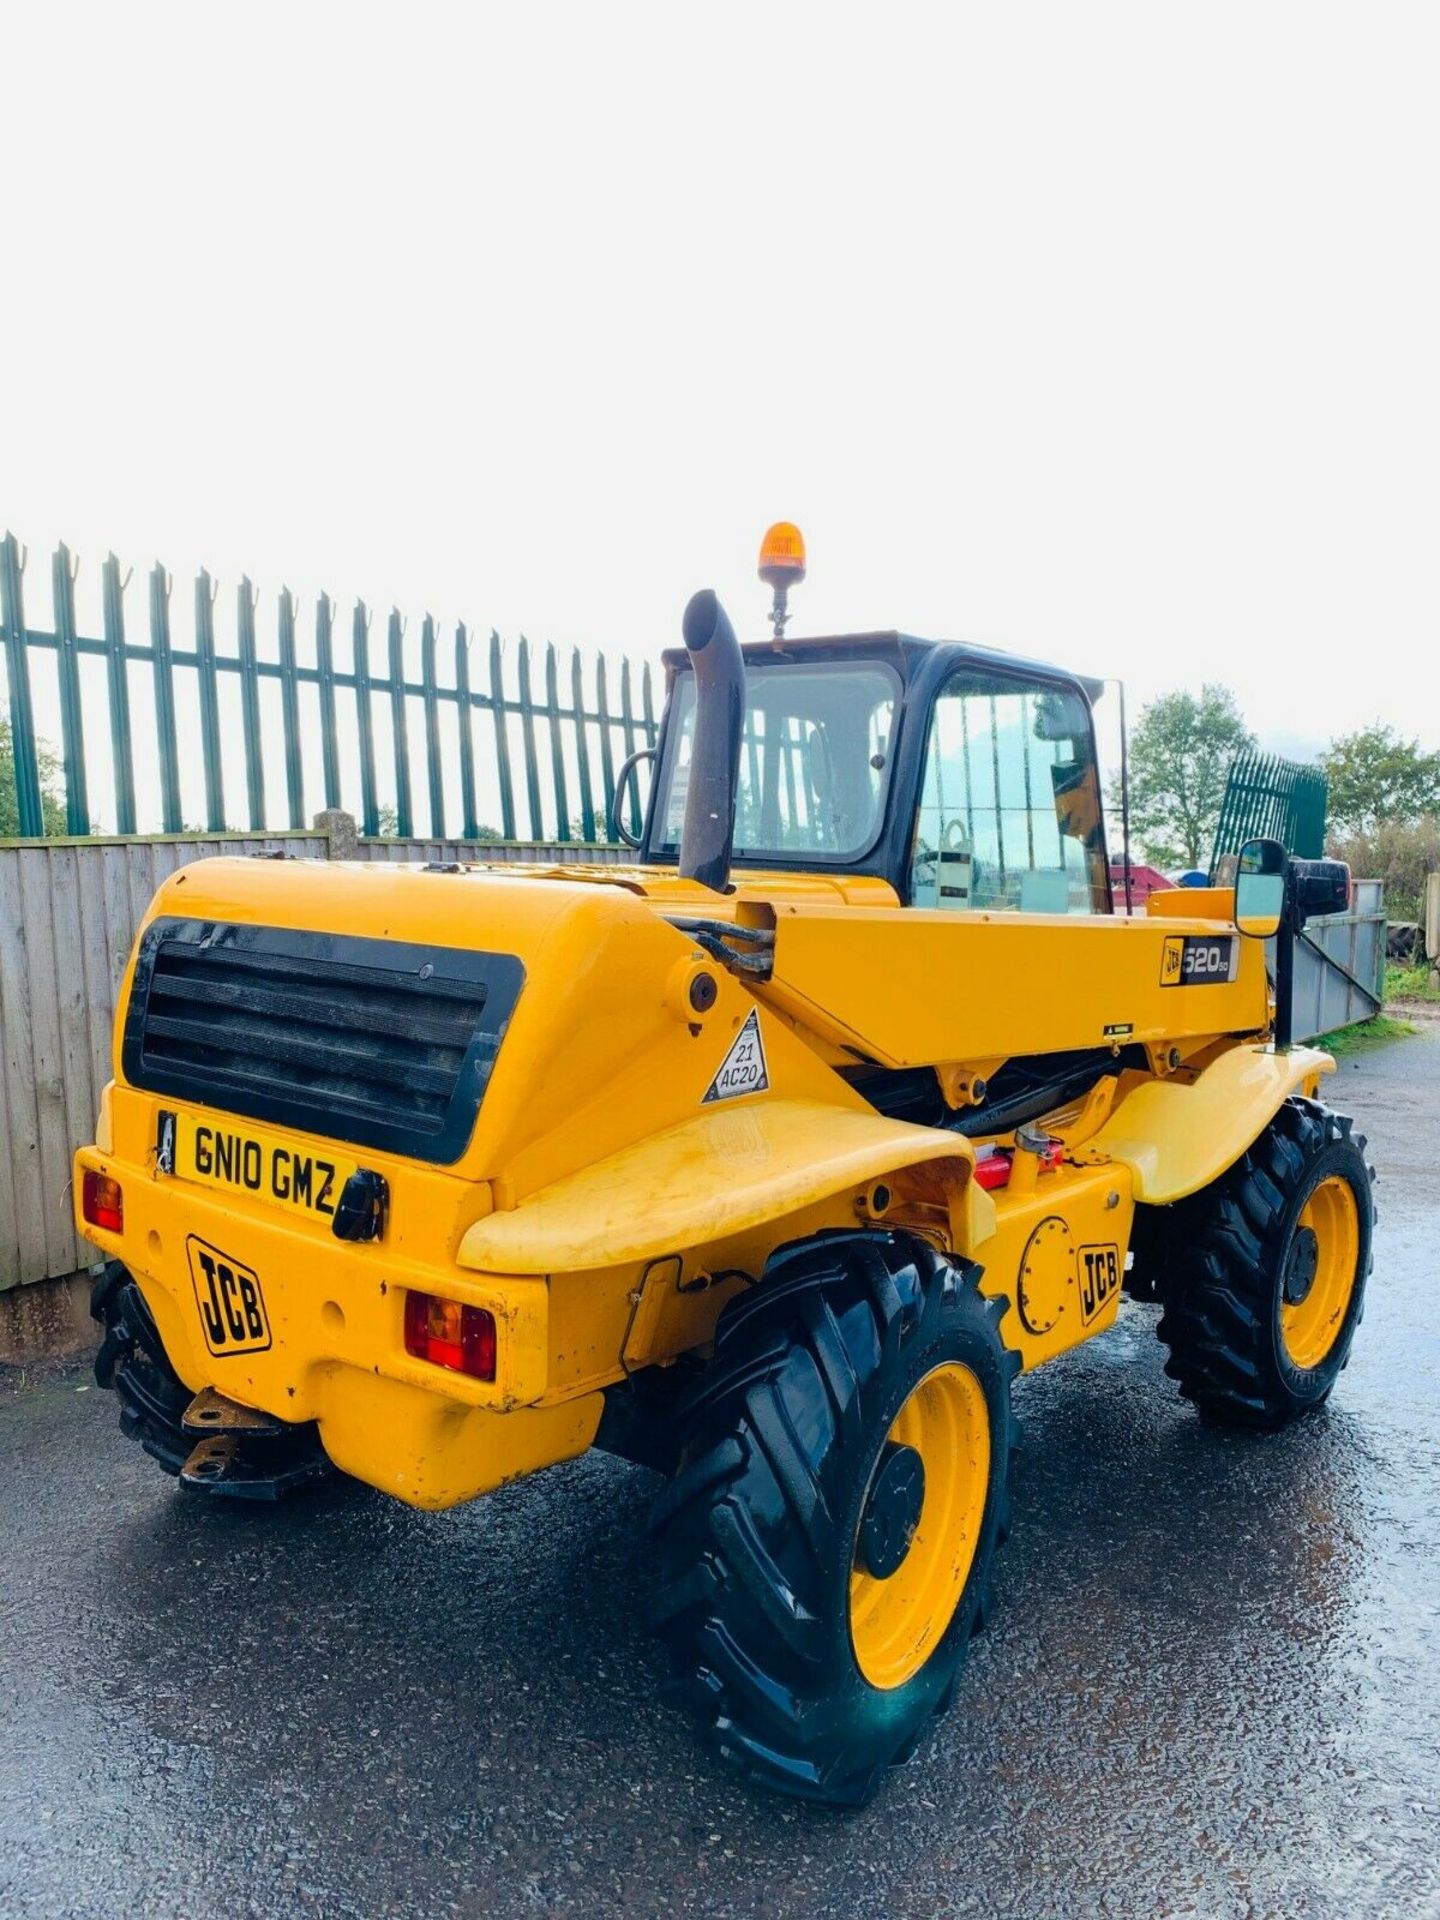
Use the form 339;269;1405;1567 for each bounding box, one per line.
648;1231;1017;1806
1156;1099;1374;1428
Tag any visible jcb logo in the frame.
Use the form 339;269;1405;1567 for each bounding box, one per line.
187;1236;271;1356
1161;937;1184;985
1078;1243;1120;1324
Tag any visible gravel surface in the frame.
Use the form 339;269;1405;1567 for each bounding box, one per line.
3;1032;1438;1919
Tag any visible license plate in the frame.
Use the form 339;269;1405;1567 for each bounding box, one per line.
172;1112;356;1225
188;1235;272;1356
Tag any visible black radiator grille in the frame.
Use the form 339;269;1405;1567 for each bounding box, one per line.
122;919;525;1164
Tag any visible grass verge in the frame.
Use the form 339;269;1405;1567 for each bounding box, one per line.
1315;1012;1419;1055
1386;960;1440;1003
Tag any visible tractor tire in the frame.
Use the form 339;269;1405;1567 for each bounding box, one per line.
92;1260;196;1476
1156;1098;1375;1429
648;1231;1018;1807
1122;1202;1171;1303
91;1261;332;1499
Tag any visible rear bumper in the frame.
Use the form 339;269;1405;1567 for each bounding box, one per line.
74;1145;602;1510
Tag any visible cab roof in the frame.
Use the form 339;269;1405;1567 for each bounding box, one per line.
660;630;1106;705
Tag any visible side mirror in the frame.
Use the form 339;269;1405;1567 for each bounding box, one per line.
1234;836;1287;938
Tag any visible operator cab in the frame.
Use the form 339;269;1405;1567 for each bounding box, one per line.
640;526;1111;914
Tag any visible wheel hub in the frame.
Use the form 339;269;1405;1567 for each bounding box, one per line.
1284;1225;1320;1306
849;1360;992;1691
858;1441;926;1579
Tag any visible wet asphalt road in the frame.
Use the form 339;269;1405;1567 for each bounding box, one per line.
3;1033;1439;1920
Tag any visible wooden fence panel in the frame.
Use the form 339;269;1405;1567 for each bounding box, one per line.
45;846;95;1275
0;851;49;1287
348;839;626;866
76;846;115;1134
17;846;75;1277
0;854;38;1289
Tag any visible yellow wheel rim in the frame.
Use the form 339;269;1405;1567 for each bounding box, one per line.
848;1361;991;1691
1281;1175;1360;1370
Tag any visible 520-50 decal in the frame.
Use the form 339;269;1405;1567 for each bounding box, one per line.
1160;934;1238;986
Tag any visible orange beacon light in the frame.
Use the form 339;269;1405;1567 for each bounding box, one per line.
758;522;806;638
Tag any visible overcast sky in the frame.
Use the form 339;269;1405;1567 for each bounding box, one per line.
4;1;1437;829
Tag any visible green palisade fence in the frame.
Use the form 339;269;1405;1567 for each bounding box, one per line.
0;532;658;845
1211;751;1328;872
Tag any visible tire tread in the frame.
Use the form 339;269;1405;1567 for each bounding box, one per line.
648;1231;1014;1805
1155;1098;1374;1428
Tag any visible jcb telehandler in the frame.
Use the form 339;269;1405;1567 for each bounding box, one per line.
77;524;1375;1805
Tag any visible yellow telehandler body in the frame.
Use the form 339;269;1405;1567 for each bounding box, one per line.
78;547;1373;1804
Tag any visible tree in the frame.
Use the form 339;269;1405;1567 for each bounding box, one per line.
1325;815;1440;923
1113;685;1256;871
0;715;69;837
1321;723;1440;837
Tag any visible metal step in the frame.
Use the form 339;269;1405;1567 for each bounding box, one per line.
182;1385;287;1439
178;1426;334;1502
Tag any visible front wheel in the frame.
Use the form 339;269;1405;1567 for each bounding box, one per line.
1156;1098;1375;1428
648;1232;1017;1806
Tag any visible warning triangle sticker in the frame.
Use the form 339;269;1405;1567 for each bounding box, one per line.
702;1007;770;1104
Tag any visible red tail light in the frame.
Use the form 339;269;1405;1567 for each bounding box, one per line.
82;1169;124;1233
404;1290;497;1381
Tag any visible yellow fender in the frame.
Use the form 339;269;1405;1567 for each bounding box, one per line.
458;1099;972;1276
1087;1044;1335;1205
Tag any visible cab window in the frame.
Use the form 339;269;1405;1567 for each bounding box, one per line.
910;669;1109;913
657;660;898;864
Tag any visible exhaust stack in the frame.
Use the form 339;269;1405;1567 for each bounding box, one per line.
678;589;745;893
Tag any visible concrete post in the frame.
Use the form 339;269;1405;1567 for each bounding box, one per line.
314;808;359;861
